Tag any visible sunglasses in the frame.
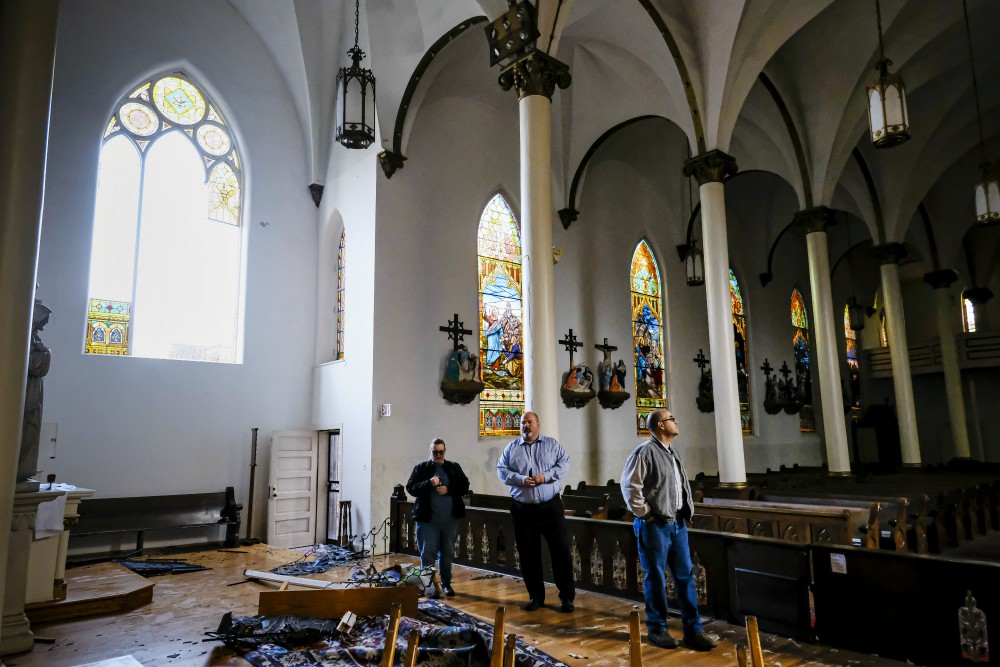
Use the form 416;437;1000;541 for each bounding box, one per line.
432;449;446;454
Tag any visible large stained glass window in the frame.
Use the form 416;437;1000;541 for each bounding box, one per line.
730;270;752;434
962;290;977;333
478;194;524;437
791;289;815;432
86;73;244;362
844;304;862;421
337;231;346;360
632;240;665;433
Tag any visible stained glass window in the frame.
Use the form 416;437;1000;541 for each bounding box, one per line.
337;231;345;360
844;304;862;420
879;313;889;347
478;194;524;437
730;270;752;434
791;289;814;432
85;73;244;362
962;291;977;333
632;241;665;433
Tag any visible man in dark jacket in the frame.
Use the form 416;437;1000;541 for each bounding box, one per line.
405;438;469;597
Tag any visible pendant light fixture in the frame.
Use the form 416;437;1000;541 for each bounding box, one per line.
866;0;910;148
963;0;999;225
335;0;376;150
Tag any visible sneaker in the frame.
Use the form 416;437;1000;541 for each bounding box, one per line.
647;630;679;649
443;585;456;597
683;631;716;652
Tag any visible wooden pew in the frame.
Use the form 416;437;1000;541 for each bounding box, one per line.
71;487;242;556
759;492;905;551
565;483;630;520
694;498;877;548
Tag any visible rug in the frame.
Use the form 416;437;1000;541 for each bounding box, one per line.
115;558;209;577
271;544;366;576
418;599;569;667
209;599;568;667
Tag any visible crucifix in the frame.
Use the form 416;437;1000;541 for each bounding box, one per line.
692;348;710;372
779;360;793;383
594;337;618;354
559;329;583;368
760;358;773;379
439;314;472;350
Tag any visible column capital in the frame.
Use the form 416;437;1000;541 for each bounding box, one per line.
923;269;959;289
871;242;907;265
497;51;571;101
683;149;738;185
792;206;839;234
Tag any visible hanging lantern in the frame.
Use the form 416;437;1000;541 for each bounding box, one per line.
974;161;1000;224
847;296;866;332
866;0;910;148
336;0;376;150
685;240;704;287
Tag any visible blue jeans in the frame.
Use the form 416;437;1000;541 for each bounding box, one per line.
415;518;460;586
634;517;702;635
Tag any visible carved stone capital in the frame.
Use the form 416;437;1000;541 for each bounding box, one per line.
498;51;571;100
308;183;324;208
378;150;407;179
871;242;907;265
964;286;994;304
793;206;838;234
683;149;738;185
923;269;959;290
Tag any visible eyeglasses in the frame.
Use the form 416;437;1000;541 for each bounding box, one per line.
664;416;678;423
432;449;446;455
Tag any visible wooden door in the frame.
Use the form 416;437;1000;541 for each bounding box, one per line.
267;430;318;548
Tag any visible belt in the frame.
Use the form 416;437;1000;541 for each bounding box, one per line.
513;496;560;508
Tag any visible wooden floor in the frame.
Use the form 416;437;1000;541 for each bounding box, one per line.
4;544;909;667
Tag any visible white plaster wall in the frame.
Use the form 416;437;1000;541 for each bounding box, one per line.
312;147;379;536
37;0;316;542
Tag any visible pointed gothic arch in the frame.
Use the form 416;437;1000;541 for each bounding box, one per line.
791;288;815;431
477;193;524;437
85;72;245;362
730;269;752;434
631;239;666;433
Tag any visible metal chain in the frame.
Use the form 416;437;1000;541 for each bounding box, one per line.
354;0;361;50
874;0;886;63
963;0;987;160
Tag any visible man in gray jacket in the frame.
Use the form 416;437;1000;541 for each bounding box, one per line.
620;409;715;651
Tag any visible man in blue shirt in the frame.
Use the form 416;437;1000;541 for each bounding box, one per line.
497;412;575;612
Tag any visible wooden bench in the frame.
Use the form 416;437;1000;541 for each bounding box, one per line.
759;492;908;552
565;482;630;520
71;487;242;554
694;497;877;548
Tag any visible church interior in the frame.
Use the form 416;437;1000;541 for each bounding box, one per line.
1;0;999;665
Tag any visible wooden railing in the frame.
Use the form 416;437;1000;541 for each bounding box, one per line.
866;331;1000;378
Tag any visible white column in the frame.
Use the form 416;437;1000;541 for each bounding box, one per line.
925;273;971;459
878;256;921;465
684;150;745;487
0;0;59;643
499;52;569;437
802;222;851;474
520;95;559;435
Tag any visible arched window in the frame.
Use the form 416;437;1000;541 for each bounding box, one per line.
478;194;524;437
85;74;244;362
631;240;665;433
791;289;815;432
844;304;862;420
730;269;752;434
337;231;346;359
962;290;977;333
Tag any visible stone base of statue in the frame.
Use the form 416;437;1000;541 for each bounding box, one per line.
597;389;630;409
561;387;596;409
15;479;40;493
440;380;484;405
696;396;714;413
783;400;802;415
2;489;63;656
